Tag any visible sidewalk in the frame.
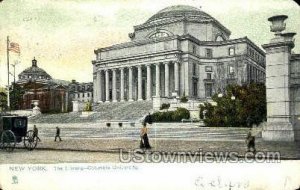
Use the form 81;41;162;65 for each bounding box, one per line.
20;137;300;160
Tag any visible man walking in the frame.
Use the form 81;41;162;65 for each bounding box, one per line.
33;125;41;142
54;126;62;142
245;130;256;153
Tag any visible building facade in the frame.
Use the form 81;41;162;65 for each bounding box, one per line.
92;5;265;103
17;58;93;112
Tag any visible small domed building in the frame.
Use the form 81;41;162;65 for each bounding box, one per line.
92;5;266;106
16;58;93;112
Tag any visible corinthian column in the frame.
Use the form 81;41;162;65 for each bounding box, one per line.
137;65;143;101
105;69;110;102
128;67;133;101
146;64;152;100
120;68;125;102
97;70;103;102
164;62;170;97
112;69;117;102
155;63;160;97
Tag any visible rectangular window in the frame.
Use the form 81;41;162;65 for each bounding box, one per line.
205;48;213;58
229;47;235;56
205;83;213;97
205;66;213;72
193;63;197;75
192;45;197;54
206;73;212;80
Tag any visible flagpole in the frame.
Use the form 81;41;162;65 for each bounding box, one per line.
7;36;10;110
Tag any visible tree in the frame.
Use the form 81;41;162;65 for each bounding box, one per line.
0;90;7;111
200;83;266;127
9;83;25;110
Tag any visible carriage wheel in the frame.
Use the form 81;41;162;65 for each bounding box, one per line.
23;130;38;151
0;130;16;152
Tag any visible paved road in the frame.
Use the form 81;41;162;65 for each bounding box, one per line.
0;149;121;164
34;124;252;141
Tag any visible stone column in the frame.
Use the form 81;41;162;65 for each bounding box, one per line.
112;69;117;102
93;73;98;103
120;68;125;102
105;69;110;102
137;65;143;101
164;62;170;97
174;61;179;95
146;64;152;100
155;63;161;97
262;15;297;141
97;70;103;102
128;66;134;101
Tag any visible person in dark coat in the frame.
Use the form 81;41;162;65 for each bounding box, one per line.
33;125;41;142
140;122;151;149
246;130;256;153
54;126;62;142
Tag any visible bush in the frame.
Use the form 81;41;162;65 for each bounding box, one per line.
106;122;111;127
152;108;190;122
180;96;188;103
200;83;266;127
118;122;122;127
160;103;170;110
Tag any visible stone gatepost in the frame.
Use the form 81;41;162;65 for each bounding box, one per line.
72;100;79;112
262;15;297;141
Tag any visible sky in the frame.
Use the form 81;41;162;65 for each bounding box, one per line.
0;0;299;87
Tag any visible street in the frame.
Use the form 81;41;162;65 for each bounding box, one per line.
0;149;121;163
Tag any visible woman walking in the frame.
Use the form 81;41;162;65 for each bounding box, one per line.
140;122;151;149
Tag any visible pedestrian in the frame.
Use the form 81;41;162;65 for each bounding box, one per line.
33;125;41;142
144;113;153;125
245;129;256;153
140;122;151;149
54;126;62;142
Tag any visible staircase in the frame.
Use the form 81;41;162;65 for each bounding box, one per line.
91;100;153;121
29;100;153;123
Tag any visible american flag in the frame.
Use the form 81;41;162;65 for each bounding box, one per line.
9;42;20;54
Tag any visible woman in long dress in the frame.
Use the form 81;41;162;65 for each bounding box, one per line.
140;122;151;149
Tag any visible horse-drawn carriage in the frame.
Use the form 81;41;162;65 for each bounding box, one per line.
0;115;38;152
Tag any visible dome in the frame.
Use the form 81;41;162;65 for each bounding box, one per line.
146;5;216;24
18;58;52;81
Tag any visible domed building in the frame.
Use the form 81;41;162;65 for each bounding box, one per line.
92;5;265;108
18;58;52;86
16;58;93;112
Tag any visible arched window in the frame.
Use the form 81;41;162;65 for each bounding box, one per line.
149;32;169;39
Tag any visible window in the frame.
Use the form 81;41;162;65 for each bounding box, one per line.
193;63;197;75
83;93;85;98
192;45;197;54
206;73;212;80
205;48;213;58
229;47;235;56
149;32;169;39
205;83;213;97
87;93;90;97
205;66;213;72
228;66;235;75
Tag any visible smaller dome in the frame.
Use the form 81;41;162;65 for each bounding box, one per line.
18;58;52;82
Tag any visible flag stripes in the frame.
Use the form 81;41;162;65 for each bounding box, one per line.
8;42;20;54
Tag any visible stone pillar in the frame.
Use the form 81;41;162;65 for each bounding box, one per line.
137;65;143;101
93;73;98;103
128;67;133;101
174;61;179;95
105;69;110;102
155;63;161;97
146;64;152;100
120;68;125;102
112;69;117;102
262;15;297;141
164;62;170;97
97;70;103;102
